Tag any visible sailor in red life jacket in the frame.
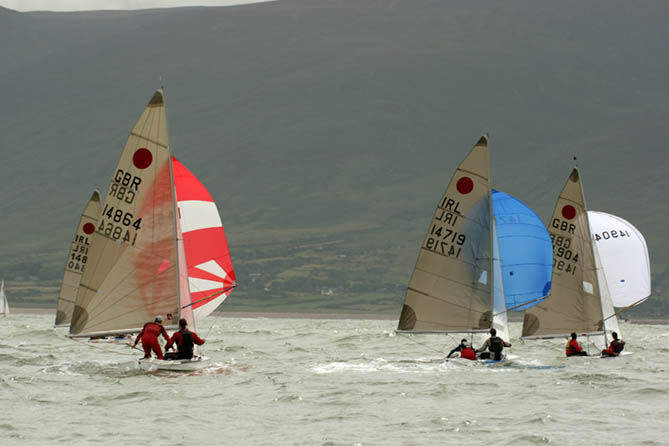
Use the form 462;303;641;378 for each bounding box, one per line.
133;316;170;359
566;332;588;357
446;338;477;361
601;331;626;357
165;318;205;360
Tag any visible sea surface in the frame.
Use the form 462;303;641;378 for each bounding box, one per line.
1;314;668;445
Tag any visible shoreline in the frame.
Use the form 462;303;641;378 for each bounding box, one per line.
8;307;669;324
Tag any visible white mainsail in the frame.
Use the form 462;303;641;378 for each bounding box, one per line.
55;190;101;327
588;211;651;308
522;168;617;350
0;281;8;316
397;135;509;339
70;90;183;337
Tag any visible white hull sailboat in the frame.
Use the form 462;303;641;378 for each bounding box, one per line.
521;168;643;358
0;281;9;317
68;90;236;371
396;135;513;363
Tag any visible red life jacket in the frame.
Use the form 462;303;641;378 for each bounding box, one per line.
460;347;476;361
566;339;581;355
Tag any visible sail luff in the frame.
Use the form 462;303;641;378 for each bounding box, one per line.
0;281;7;316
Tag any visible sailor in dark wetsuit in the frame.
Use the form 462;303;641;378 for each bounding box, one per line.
601;331;626;357
476;328;511;361
165;318;205;360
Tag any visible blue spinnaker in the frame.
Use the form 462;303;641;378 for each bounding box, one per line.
492;190;552;311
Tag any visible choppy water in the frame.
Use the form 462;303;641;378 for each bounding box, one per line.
1;314;668;445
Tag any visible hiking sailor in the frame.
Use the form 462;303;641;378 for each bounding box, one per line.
476;328;511;361
447;338;477;361
566;332;588;356
134;316;170;359
165;318;206;360
601;332;626;357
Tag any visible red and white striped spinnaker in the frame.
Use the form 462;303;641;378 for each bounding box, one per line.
173;157;236;323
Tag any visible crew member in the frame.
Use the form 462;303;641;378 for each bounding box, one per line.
477;328;511;361
134;316;170;359
447;338;477;361
165;318;205;360
566;332;588;357
601;332;626;357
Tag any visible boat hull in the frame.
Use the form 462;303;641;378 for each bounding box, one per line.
138;356;210;371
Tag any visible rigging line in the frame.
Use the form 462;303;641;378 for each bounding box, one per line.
396;332;447;356
595;296;650;327
68;336;136;357
180;286;236;309
492;294;548;317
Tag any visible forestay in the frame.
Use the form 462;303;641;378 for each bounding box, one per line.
522;168;618;350
70;90;181;337
173;157;236;323
398;136;508;338
492;190;552;311
55;191;101;327
588;211;651;308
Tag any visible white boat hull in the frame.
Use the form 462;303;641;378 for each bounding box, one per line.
138;356;210;371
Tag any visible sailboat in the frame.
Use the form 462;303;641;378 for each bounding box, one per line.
396;135;513;362
55;190;101;327
0;281;9;317
68;89;235;370
521;168;624;356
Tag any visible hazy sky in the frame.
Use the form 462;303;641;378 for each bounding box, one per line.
0;0;272;11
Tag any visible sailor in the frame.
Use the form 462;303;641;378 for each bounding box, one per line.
601;332;626;357
133;316;170;360
446;338;477;360
566;332;588;356
165;318;205;360
476;328;511;361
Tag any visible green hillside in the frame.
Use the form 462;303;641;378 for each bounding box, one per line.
1;1;668;318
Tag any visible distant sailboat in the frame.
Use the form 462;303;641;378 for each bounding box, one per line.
521;168;621;353
55;190;101;327
68;89;235;368
0;281;9;316
397;135;511;349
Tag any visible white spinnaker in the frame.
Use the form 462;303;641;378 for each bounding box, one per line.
55;190;101;327
70;90;181;337
398;136;498;335
588;211;651;308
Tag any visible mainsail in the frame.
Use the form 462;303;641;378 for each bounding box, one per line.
522;168;617;350
492;190;553;311
397;135;509;339
55;191;101;327
0;281;8;316
70;90;182;337
173;157;236;323
588;211;651;308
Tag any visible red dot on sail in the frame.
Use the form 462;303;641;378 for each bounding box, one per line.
133;148;153;169
83;223;95;234
562;205;576;220
456;177;474;194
